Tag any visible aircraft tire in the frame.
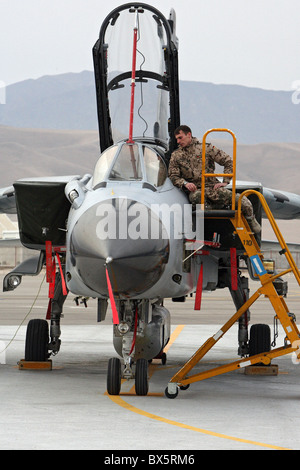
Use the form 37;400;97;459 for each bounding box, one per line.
249;324;271;357
25;319;49;362
107;357;121;395
135;358;149;396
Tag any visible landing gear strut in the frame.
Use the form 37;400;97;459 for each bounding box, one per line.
107;299;170;396
24;266;68;362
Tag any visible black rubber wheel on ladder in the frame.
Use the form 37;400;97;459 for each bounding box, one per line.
107;358;121;395
25;319;49;362
135;358;149;396
249;324;271;357
165;386;178;399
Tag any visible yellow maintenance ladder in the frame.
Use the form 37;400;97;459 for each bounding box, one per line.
165;129;300;398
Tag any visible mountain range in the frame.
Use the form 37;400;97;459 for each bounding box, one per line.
0;71;299;145
1;125;300;197
1;71;300;195
1;71;300;243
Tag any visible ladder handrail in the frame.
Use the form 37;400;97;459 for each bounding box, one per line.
201;128;237;209
237;189;300;285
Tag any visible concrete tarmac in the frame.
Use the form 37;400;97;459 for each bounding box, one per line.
1;269;300;451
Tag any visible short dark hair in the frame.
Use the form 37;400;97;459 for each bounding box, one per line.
174;125;192;136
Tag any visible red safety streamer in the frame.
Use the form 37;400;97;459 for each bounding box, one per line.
129;307;138;355
194;263;203;311
128;16;138;143
45;241;53;283
55;252;68;296
230;247;238;291
46;299;52;320
48;258;56;299
105;267;120;325
45;241;68;300
45;241;55;299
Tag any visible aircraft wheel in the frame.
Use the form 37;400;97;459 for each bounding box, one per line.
107;358;121;395
249;324;271;357
25;319;49;362
135;358;149;396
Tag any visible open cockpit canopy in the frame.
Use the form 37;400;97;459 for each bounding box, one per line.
93;3;180;158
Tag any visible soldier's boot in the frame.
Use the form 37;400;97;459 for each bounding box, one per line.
246;216;261;234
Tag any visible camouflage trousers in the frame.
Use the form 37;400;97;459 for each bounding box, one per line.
188;187;254;218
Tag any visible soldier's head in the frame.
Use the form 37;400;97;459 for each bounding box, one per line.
174;125;192;148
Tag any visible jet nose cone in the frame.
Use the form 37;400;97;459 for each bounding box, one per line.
68;198;169;296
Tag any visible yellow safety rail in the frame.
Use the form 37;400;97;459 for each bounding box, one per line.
201;128;237;209
237;189;300;286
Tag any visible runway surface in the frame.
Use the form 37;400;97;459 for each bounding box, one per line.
1;269;300;451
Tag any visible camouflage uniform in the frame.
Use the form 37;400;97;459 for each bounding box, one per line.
168;138;254;218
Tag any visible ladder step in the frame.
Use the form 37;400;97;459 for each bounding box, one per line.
203;210;235;218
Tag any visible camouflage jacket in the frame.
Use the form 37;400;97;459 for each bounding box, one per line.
168;138;233;189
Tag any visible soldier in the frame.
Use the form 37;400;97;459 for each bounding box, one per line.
168;125;261;233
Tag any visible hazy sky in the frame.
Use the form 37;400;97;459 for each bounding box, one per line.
0;0;299;91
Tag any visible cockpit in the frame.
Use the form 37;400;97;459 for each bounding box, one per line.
92;141;168;190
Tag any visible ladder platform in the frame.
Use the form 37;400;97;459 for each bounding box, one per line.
244;364;278;376
203;210;236;218
18;359;52;370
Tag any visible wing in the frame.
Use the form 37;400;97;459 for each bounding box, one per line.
0;176;83;215
233;181;300;220
0;176;91;250
263;187;300;219
0;186;16;214
2;177;300;222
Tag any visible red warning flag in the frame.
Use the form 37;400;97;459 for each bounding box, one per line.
105;267;119;325
194;263;203;311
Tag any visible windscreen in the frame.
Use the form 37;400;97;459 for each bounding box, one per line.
92;142;167;188
103;7;169;143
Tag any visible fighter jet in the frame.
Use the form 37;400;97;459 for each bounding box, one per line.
1;3;300;396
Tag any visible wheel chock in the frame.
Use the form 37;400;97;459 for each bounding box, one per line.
18;359;52;370
244;364;278;376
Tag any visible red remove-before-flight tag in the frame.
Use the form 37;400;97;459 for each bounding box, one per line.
194;263;203;311
45;241;53;283
105;267;119;325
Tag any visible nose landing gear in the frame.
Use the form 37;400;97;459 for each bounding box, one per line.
106;357;149;396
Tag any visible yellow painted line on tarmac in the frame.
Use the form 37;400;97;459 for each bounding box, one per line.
164;324;185;352
106;324;291;450
107;394;290;450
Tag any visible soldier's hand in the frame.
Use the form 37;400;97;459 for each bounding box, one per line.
185;182;197;192
214;182;228;190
